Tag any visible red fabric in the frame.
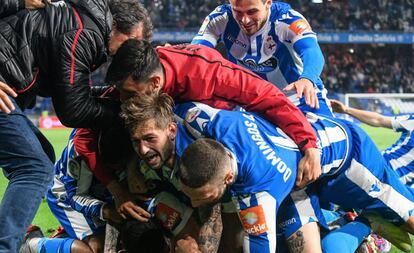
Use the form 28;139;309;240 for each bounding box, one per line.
73;128;115;185
158;44;317;150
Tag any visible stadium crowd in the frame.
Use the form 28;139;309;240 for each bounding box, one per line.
143;0;414;32
322;44;414;93
1;0;414;253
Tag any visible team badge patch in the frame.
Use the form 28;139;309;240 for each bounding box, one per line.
155;202;182;231
289;19;312;35
68;157;81;180
264;36;277;55
239;205;268;235
197;17;210;35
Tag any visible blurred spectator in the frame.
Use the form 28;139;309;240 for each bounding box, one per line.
321;44;414;94
141;0;414;32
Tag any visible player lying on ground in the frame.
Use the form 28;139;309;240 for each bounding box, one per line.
331;99;414;189
120;93;414;253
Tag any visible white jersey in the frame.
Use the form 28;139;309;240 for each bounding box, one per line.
192;2;328;109
382;114;414;187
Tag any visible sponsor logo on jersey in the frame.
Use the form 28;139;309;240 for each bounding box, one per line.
238;57;278;73
226;35;247;49
289;19;312;35
278;217;297;229
264;36;277;55
156;203;182;231
198;17;210;35
240;205;268;235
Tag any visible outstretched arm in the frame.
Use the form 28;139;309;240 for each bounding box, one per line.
330;99;392;129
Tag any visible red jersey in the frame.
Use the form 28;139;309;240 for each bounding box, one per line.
158;44;317;150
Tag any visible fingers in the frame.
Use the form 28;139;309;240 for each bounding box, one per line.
283;83;295;92
118;202;151;222
0;82;17;113
295;166;304;188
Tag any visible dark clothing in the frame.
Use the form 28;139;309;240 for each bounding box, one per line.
0;0;117;128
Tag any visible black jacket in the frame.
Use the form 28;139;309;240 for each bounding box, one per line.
0;0;119;129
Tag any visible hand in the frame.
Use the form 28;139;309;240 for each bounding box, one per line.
296;148;321;188
118;201;151;222
284;78;319;109
175;236;202;253
0;81;17;113
330;99;347;114
102;204;123;224
25;0;50;9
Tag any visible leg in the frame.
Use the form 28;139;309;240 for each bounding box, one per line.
46;189;106;240
0;103;54;252
278;187;325;253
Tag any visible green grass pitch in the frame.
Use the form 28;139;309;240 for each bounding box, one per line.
0;126;411;252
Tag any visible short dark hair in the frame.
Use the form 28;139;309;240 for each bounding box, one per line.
121;219;170;253
105;39;162;87
179;138;230;188
120;93;175;134
109;0;153;40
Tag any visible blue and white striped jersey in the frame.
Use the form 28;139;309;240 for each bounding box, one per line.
382;114;414;187
174;102;350;201
49;129;108;220
191;2;328;108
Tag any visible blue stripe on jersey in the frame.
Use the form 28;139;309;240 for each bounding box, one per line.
191;39;214;48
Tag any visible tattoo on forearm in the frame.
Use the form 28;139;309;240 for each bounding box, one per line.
104;223;119;252
197;204;223;253
287;230;305;253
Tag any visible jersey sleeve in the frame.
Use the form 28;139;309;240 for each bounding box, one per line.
392;115;414;133
191;6;229;48
73;128;117;185
276;9;323;85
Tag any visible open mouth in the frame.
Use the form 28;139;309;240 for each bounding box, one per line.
145;153;160;166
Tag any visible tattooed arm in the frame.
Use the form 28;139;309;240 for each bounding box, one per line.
196;203;223;253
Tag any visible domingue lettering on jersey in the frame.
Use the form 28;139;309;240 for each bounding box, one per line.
242;113;292;182
226;35;247;49
239;205;268;235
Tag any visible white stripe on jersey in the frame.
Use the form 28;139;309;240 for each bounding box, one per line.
400;171;414;185
322;159;343;174
63;205;94;239
346;159;414;221
290;188;317;226
389;147;414;170
317;126;347;148
383;134;411;155
258;192;277;253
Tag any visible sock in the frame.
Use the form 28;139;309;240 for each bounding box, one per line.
37;238;75;253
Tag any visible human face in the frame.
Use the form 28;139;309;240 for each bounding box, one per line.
230;0;271;36
118;75;163;102
130;119;176;170
108;23;144;56
180;181;228;208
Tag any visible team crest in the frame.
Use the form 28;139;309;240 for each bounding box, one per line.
289;19;312;35
239;205;268;235
264;36;277;55
68;157;81;180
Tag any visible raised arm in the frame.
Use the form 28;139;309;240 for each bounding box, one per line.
330;99;392;129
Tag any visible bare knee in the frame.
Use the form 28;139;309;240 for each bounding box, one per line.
81;234;105;253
